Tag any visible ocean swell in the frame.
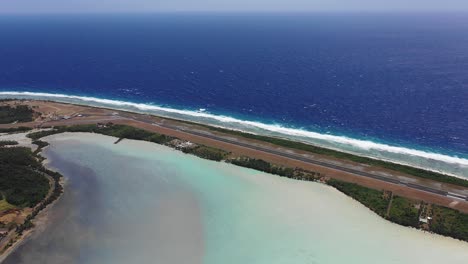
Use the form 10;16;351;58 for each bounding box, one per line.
1;91;468;178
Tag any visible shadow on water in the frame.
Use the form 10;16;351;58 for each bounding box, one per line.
3;141;204;264
3;151;103;264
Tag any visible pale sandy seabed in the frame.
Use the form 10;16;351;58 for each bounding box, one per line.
2;133;468;264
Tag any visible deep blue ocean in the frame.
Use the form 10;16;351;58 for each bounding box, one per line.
0;13;467;159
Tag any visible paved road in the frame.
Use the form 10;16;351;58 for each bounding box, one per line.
40;114;468;202
134;117;468;202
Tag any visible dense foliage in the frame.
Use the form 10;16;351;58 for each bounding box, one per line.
28;124;228;161
0;141;18;146
230;157;295;178
0;147;49;207
327;179;389;216
26;129;64;140
0;126;32;133
327;178;468;241
387;196;420;227
431;205;468;242
16;167;63;235
28;124;175;143
0;105;34;124
24;122;468;242
183;146;228;161
32;140;49;154
0;135;63;236
28;120;468;187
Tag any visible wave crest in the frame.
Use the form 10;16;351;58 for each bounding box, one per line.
1;91;467;178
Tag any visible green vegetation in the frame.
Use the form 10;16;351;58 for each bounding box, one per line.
26;129;63;140
145;133;174;144
0;122;64;237
230;157;298;178
0;143;64;236
431;205;468;242
387;196;420;227
230;156;467;242
228;159;424;229
327;177;468;242
230;157;294;177
183;146;229;161
32;140;49;154
327;178;420;227
0;126;32;134
0;105;34;124
327;179;389;216
21;121;468;242
22;109;468;187
0;140;18;147
67;124;175;143
0;147;49;207
196;125;468;188
16;166;64;235
0;199;16;211
28;124;230;161
28;124;175;144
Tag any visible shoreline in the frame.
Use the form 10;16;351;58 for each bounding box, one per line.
7;132;468;263
25;128;468;242
1;91;467;178
0;99;467;245
2;97;468;184
1;100;467;205
0;188;61;264
0;137;65;263
66;132;468;244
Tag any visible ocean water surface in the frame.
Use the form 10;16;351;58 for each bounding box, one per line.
0;13;467;177
4;133;468;264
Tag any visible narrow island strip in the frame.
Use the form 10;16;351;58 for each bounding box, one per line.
0;99;467;257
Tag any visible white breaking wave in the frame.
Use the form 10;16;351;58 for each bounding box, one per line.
1;91;468;178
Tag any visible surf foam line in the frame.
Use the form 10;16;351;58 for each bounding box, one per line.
2;91;468;178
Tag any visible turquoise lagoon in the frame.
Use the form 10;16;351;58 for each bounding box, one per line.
4;133;468;264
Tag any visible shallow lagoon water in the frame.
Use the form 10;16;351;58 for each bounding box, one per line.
4;133;468;264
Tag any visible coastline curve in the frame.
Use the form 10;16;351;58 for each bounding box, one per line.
1;91;467;178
